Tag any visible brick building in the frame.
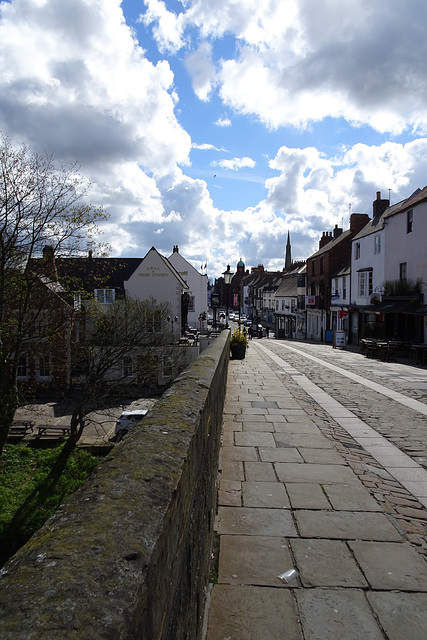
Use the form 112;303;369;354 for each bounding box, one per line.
306;213;370;341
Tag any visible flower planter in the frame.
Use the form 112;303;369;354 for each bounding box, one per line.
230;343;246;360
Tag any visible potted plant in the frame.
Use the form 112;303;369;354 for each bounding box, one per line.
230;328;248;360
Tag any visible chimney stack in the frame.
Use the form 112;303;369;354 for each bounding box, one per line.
350;213;371;235
333;224;343;239
173;245;179;253
319;231;333;249
42;245;58;281
372;191;389;218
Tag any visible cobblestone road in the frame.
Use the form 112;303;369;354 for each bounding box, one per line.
254;339;427;555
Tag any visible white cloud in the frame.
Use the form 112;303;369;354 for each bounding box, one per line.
152;0;427;134
0;0;191;176
184;42;217;101
213;156;256;171
214;116;231;127
140;0;186;53
2;0;427;279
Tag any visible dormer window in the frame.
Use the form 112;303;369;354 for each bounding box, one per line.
94;288;115;304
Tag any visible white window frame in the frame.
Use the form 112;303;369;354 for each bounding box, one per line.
374;234;381;255
94;289;115;304
38;354;51;378
17;356;28;378
358;271;373;297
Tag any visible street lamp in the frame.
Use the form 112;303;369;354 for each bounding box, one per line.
223;265;234;326
167;315;179;339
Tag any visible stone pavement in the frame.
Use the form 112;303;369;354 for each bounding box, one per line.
204;339;427;640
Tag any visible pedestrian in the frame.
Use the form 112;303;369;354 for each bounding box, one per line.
266;326;270;338
248;326;253;340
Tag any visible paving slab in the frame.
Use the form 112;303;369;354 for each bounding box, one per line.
234;431;276;447
298;447;345;465
366;592;427;640
286;482;331;509
258;446;303;463
218;535;293;586
221;445;258;462
240;420;274;432
244;461;277;482
206;585;301;640
275;462;358;484
348;541;427;590
217;506;297;536
273;421;320;433
242;481;290;508
220;459;244;481
290;539;368;587
295;589;385;640
295;510;403;541
322;482;381;511
275;434;334;449
218;479;241;507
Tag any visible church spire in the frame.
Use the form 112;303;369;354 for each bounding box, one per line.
285;230;292;270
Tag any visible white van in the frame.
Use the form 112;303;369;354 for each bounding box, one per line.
114;409;148;436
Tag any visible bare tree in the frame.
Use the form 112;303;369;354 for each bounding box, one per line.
0;133;108;456
49;296;190;476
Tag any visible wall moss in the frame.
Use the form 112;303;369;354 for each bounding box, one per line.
0;331;230;640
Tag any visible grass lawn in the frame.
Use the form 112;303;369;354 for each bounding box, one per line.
0;443;101;566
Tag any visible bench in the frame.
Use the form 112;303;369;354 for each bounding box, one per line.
10;420;35;436
36;425;71;437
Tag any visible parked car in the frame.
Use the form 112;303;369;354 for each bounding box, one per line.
114;409;148;436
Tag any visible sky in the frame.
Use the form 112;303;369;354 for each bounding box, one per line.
1;0;427;279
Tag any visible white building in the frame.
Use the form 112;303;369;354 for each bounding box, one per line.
349;192;389;342
382;187;427;343
125;246;189;335
168;245;208;329
350;188;427;343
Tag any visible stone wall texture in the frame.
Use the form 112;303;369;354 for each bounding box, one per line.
0;331;230;640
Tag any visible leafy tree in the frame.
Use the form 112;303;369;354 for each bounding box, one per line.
0;132;107;456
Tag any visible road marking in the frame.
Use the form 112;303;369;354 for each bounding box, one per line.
256;341;427;508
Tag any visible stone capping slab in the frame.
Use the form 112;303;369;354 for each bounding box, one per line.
0;331;230;640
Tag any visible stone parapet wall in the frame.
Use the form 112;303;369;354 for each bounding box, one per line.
0;331;230;640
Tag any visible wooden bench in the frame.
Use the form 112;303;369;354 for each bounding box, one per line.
10;420;35;436
36;425;71;437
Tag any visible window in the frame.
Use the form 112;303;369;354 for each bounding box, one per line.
320;257;325;274
400;262;407;280
374;234;381;255
74;293;82;311
38;354;51;378
94;289;115;304
17;356;27;377
355;242;360;259
334;279;339;296
343;277;347;300
407;209;413;233
188;296;195;312
358;271;373;297
311;260;316;275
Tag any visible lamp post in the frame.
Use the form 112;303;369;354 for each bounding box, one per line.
223;265;234;327
167;315;179;340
